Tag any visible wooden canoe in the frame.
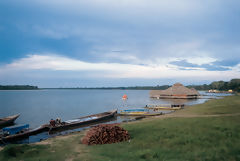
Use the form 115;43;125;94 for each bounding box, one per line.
118;111;163;116
145;104;184;110
0;114;20;128
48;109;117;132
0;110;117;143
145;106;182;110
0;124;49;143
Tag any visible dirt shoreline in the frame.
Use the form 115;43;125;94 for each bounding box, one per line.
34;130;86;145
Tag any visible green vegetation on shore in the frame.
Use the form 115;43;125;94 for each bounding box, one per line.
0;85;38;90
42;78;240;91
188;78;240;92
1;78;239;91
1;95;240;161
42;85;171;90
89;117;240;161
87;95;240;161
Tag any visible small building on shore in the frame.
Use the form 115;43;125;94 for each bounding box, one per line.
150;83;200;99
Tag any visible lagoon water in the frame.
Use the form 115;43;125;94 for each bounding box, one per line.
0;89;227;143
1;89;212;128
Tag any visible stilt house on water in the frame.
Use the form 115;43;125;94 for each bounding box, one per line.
150;83;200;99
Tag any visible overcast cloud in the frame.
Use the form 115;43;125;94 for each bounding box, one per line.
0;0;240;87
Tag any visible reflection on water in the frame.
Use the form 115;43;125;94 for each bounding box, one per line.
0;90;231;144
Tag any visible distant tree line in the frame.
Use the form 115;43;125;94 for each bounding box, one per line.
0;85;38;90
113;79;240;91
92;85;171;90
187;79;240;92
46;85;171;90
6;79;238;92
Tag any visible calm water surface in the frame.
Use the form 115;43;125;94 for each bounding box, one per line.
0;89;209;127
0;89;229;144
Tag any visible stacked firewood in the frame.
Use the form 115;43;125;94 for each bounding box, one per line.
82;124;130;145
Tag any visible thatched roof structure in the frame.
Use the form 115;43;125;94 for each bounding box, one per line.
150;83;200;99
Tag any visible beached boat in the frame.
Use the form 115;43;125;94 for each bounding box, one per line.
118;109;162;116
0;114;20;127
48;109;117;132
121;109;147;112
145;104;184;110
0;124;48;143
0;110;117;142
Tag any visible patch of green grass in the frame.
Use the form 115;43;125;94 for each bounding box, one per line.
85;95;240;161
0;144;53;161
0;133;87;161
88;116;240;161
175;95;240;115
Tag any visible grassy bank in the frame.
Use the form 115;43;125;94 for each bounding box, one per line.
0;132;89;161
1;95;240;161
173;95;240;115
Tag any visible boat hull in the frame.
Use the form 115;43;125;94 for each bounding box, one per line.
48;110;117;132
146;107;182;110
0;110;117;143
0;125;49;143
0;114;20;128
118;112;162;116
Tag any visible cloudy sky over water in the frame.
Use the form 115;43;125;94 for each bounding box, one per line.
0;0;240;87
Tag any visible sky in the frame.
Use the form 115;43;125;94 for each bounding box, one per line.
0;0;240;87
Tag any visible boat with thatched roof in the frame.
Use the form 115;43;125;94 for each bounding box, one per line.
150;83;200;99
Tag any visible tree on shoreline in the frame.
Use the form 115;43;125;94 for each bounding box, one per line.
187;79;240;92
0;85;38;90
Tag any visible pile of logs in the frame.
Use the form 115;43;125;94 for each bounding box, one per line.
82;124;130;145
